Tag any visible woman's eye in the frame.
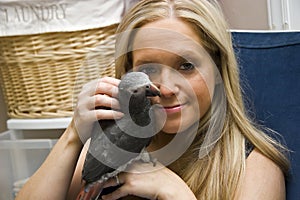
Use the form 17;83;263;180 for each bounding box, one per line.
138;64;159;75
179;62;195;71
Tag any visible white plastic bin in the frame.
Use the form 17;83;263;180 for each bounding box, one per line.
0;131;57;200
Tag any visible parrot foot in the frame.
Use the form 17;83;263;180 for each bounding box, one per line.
150;156;157;167
76;181;104;200
140;148;157;166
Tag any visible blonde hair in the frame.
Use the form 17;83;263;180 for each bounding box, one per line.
114;0;289;199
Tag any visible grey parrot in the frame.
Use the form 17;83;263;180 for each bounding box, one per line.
76;72;160;200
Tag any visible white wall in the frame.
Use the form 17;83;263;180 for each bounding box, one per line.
220;0;269;30
220;0;300;30
286;0;300;30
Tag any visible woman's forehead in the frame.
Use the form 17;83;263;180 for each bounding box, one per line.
132;27;209;60
133;19;202;48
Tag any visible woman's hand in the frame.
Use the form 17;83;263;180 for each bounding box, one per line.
101;162;197;200
16;77;123;200
72;77;124;144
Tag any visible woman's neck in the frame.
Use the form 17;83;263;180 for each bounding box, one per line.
147;131;175;152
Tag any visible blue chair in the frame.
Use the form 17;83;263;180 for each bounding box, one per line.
232;31;300;200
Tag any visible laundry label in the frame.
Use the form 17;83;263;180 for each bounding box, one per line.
0;0;137;36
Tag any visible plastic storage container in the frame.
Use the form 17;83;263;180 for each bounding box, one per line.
0;131;57;200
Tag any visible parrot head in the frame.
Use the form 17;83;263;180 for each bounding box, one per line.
119;72;160;99
118;72;160;116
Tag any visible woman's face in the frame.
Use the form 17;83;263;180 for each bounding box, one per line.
132;18;216;134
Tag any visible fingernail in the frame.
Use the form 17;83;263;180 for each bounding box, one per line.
115;112;124;118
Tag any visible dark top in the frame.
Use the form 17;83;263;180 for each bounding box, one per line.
245;138;255;158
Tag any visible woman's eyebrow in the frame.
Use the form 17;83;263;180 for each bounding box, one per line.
134;59;156;67
176;47;204;57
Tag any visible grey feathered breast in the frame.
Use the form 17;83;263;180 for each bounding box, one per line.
82;72;160;184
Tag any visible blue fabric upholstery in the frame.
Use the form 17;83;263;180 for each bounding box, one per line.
232;31;300;200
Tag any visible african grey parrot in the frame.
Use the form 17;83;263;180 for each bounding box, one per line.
76;72;160;200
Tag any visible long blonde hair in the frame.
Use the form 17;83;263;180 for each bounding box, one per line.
114;0;289;199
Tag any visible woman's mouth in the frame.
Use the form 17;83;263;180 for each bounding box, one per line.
161;104;186;114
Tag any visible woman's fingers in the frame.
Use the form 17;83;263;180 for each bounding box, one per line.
75;109;124;124
101;186;130;200
100;162;194;200
92;94;120;110
93;109;124;121
101;172;158;200
102;174;133;200
102;174;125;189
72;77;122;144
101;164;160;200
94;80;119;98
78;93;120;111
81;77;120;97
76;77;122;119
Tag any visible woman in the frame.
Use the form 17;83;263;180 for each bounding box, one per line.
16;0;289;199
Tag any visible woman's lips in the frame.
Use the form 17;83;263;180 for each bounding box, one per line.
160;104;186;114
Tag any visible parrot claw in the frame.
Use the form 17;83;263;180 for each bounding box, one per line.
151;156;157;167
139;148;157;166
76;181;104;200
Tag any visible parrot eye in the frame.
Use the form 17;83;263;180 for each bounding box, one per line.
145;85;150;89
133;89;138;93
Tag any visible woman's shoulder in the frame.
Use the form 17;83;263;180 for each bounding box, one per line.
236;149;286;200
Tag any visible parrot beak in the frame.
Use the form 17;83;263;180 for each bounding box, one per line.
146;83;161;97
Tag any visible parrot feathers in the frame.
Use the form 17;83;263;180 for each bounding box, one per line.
82;72;160;184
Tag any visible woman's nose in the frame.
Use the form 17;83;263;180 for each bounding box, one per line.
157;83;175;97
154;69;179;98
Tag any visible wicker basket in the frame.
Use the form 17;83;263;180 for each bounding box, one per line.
0;24;117;119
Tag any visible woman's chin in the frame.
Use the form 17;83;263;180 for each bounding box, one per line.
161;124;188;134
